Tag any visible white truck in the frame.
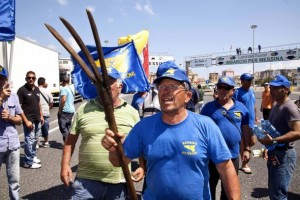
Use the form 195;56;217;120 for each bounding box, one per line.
0;36;60;100
58;57;83;104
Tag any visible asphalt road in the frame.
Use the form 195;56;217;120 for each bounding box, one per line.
1;91;300;200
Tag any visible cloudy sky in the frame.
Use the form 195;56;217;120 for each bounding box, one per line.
16;0;300;78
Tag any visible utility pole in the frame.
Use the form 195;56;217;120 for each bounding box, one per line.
251;25;258;86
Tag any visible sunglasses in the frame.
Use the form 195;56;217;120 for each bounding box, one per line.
26;77;36;80
217;85;233;91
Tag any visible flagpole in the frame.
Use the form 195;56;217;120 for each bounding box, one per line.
8;40;14;83
2;42;8;71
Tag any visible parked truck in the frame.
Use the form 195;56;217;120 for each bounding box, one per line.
0;36;60;100
58;57;83;104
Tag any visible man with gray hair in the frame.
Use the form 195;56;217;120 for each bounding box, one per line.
60;67;142;199
102;61;241;199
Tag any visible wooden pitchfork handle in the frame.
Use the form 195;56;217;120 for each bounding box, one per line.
44;9;138;200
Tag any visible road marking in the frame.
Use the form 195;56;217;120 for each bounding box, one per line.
49;126;60;133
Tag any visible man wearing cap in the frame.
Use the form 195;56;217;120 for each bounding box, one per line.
233;73;257;174
102;61;241;199
60;66;142;199
260;82;273;120
201;76;252;200
258;75;300;200
0;65;23;199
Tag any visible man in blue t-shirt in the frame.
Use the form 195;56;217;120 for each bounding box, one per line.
201;76;252;200
58;76;75;143
233;73;257;174
102;61;241;200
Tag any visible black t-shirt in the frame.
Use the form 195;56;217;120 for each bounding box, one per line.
17;84;41;122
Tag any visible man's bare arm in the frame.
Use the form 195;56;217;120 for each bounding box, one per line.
216;160;241;200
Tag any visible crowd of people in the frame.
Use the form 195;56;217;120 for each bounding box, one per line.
1;62;300;199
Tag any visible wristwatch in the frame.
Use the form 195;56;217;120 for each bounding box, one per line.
272;138;278;145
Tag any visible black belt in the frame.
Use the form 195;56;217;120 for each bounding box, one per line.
273;146;293;151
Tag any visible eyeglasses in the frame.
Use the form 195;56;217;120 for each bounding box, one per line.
26;77;36;80
217;85;233;91
157;84;185;92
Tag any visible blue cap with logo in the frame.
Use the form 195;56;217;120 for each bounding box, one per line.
269;75;290;88
0;65;8;78
153;61;191;87
99;66;121;80
156;61;179;77
240;73;254;80
217;76;235;87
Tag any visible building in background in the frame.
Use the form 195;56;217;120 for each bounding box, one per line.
149;55;174;83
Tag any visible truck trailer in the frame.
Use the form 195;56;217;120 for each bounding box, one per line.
58;57;83;104
0;37;60;100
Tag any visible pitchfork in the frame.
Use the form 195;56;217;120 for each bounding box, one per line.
45;9;138;200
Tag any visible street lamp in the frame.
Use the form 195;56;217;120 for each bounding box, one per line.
251;25;257;86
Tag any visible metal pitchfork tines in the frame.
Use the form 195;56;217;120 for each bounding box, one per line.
45;9;138;200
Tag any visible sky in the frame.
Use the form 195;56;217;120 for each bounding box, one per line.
15;0;300;79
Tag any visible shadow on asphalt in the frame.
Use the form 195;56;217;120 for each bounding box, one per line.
251;188;300;199
22;184;72;200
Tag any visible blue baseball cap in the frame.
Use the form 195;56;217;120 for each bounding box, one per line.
0;65;8;78
153;61;191;87
99;66;121;80
240;73;254;80
156;61;179;77
217;76;235;87
270;75;290;88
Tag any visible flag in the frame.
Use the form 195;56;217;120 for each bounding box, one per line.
0;0;16;41
118;30;149;78
72;41;150;99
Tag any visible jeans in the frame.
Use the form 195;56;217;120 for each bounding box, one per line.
71;177;129;200
209;157;239;200
267;148;297;200
23;121;41;165
41;116;49;138
0;149;20;200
